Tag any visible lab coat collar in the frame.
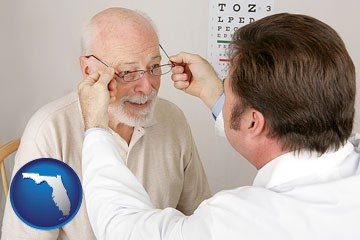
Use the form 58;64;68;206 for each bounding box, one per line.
253;139;356;191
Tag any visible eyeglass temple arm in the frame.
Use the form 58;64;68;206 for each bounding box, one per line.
85;55;121;77
87;55;110;68
159;44;175;67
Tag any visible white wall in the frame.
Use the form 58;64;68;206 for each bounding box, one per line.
1;0;359;212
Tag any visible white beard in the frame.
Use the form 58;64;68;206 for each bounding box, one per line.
108;89;157;127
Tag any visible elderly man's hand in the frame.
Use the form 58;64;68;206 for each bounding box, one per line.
78;67;117;130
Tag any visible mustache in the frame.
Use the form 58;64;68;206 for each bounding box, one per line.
120;89;157;104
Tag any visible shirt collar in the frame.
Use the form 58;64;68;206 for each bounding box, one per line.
139;108;158;128
253;141;355;190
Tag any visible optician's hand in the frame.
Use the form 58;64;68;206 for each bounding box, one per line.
170;52;224;109
78;67;117;130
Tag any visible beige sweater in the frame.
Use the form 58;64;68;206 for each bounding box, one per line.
1;92;210;240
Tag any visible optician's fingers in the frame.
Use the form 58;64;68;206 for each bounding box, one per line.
171;65;185;74
171;65;191;90
173;80;190;90
78;68;116;103
171;73;189;82
78;72;100;89
171;66;188;80
96;67;115;89
169;52;200;65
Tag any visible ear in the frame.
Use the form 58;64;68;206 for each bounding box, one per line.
247;108;266;136
79;56;91;77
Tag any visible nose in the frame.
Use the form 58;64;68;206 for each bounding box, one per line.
133;72;158;95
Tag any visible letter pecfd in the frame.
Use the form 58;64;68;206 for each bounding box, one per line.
22;173;71;217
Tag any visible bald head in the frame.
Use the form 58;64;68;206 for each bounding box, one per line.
81;7;159;55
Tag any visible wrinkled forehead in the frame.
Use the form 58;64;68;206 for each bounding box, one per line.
98;39;160;66
90;28;158;62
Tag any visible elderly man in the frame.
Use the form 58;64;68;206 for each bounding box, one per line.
2;8;210;240
79;13;360;239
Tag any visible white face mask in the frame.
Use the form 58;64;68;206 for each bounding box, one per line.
215;111;225;137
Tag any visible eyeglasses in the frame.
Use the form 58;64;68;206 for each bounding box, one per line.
84;44;175;82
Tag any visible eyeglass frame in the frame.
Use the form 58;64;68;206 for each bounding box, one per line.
84;44;175;82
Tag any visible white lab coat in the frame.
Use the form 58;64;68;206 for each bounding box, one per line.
82;130;360;240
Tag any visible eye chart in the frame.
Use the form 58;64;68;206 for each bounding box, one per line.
208;0;274;80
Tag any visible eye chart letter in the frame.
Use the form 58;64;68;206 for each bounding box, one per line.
208;0;274;80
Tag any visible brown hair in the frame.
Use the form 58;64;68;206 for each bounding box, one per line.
229;13;356;153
